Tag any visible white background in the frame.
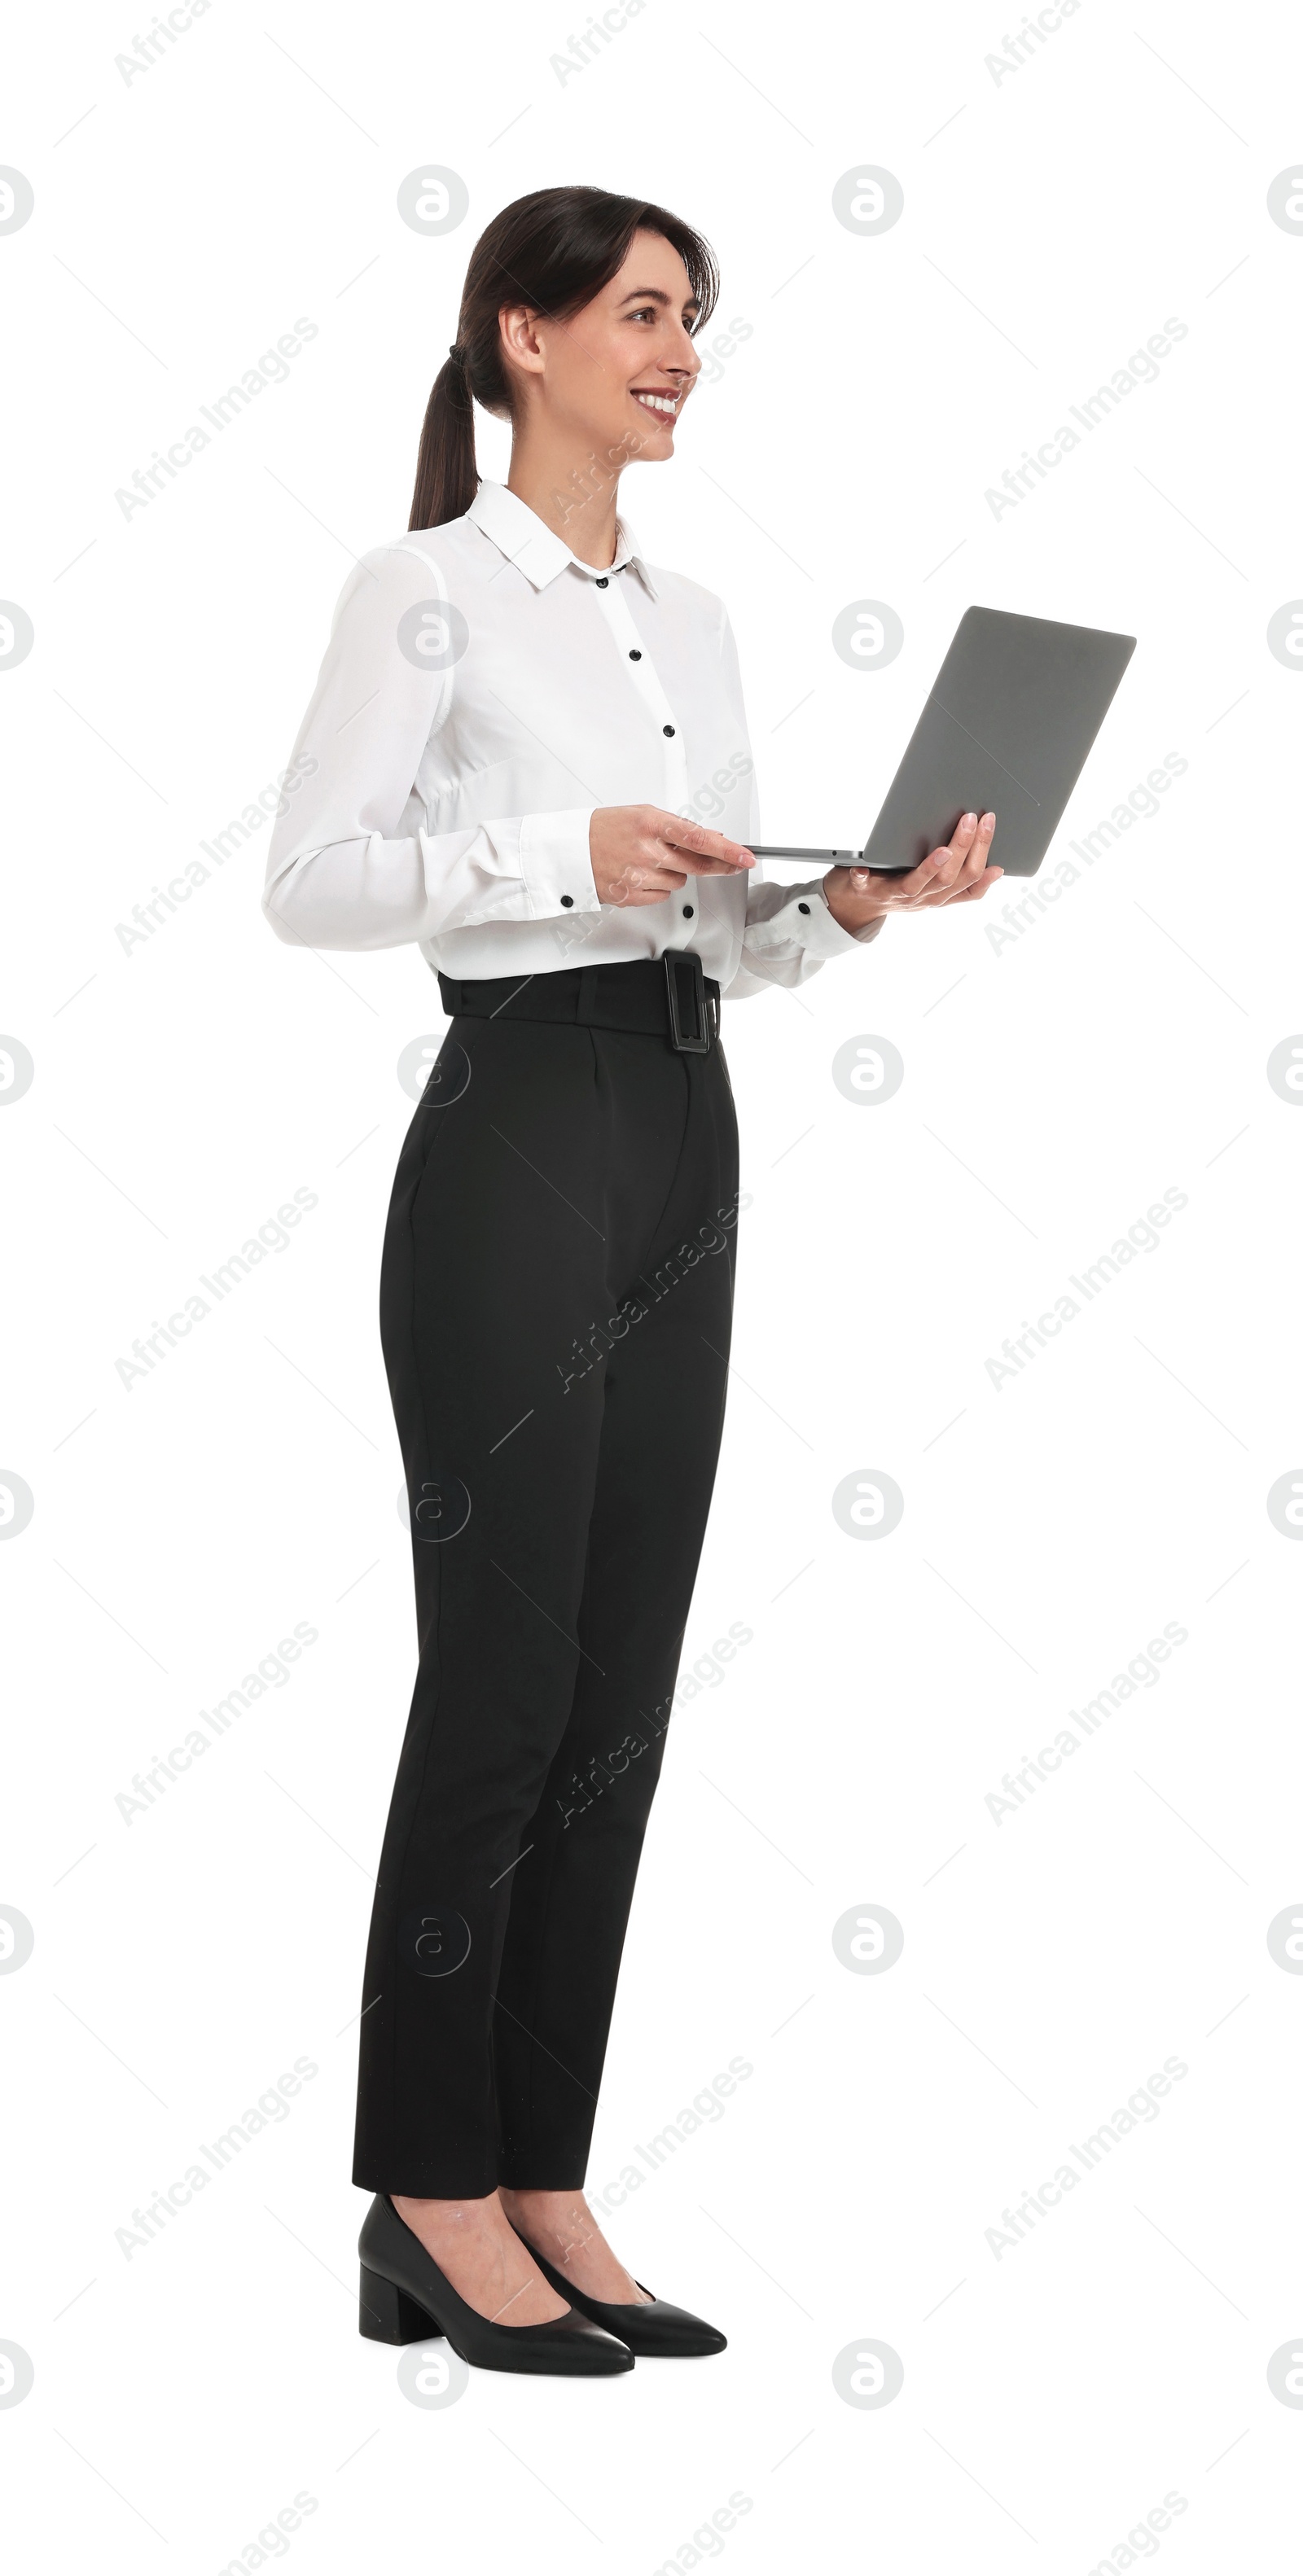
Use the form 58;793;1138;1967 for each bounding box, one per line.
3;1;1303;2569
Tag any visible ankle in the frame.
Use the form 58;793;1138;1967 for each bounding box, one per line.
502;2189;594;2256
501;2186;585;2213
393;2192;498;2233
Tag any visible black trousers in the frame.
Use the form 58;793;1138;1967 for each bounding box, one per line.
353;963;739;2197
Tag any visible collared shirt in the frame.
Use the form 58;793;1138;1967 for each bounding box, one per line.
262;480;880;997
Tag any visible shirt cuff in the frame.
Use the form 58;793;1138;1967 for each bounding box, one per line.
830;896;886;948
746;880;885;957
519;807;601;918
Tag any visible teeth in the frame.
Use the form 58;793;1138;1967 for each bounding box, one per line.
634;392;677;415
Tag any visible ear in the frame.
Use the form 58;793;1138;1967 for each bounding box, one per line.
498;304;546;380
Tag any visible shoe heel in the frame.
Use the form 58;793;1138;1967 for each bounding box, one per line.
359;2263;441;2346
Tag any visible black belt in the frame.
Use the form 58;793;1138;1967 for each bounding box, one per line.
437;950;721;1054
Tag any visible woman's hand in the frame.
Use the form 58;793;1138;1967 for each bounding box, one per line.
823;810;1002;933
589;806;755;909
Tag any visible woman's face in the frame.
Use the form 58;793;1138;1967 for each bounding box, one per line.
500;227;703;468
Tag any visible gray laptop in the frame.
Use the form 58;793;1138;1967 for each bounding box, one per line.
752;606;1136;878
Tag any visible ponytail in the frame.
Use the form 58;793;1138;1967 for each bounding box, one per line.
407;186;718;532
409;349;477;532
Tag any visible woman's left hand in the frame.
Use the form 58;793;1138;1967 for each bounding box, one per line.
823;809;1002;932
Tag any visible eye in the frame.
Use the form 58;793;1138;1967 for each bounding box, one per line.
629;305;656;322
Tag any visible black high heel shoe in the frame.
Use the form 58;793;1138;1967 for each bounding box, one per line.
509;2229;727;2359
358;2195;634;2377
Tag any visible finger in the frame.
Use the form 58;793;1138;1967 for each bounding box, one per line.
677;853;759;877
929;814;978;891
940;808;994;892
959;813;997;883
902;854;954;904
941;822;998;898
636;843;687;882
877;851;947;905
616;862;686;900
918;813;973;892
658;814;753;862
914;836;970;890
658;817;755;871
935;867;1004;905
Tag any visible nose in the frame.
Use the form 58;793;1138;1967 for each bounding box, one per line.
669;317;701;379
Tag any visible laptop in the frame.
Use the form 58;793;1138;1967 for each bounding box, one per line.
751;606;1137;878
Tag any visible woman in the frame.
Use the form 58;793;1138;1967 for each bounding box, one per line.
263;185;1001;2377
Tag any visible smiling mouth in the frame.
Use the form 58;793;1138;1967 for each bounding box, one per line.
631;388;682;422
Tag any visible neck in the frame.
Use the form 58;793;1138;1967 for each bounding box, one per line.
506;432;625;569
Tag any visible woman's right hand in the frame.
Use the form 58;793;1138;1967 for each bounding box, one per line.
588;806;755;909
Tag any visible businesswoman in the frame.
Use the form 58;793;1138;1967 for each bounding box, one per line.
263;186;1001;2377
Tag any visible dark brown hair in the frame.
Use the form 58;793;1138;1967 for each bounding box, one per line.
409;185;718;531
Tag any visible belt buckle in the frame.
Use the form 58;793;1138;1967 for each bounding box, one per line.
664;948;712;1053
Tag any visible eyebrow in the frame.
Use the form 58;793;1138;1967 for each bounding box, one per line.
619;285;700;314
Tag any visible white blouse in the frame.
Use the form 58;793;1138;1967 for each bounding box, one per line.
261;479;880;998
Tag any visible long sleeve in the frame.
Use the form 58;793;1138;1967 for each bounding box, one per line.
262;542;601;953
714;609;884;1001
